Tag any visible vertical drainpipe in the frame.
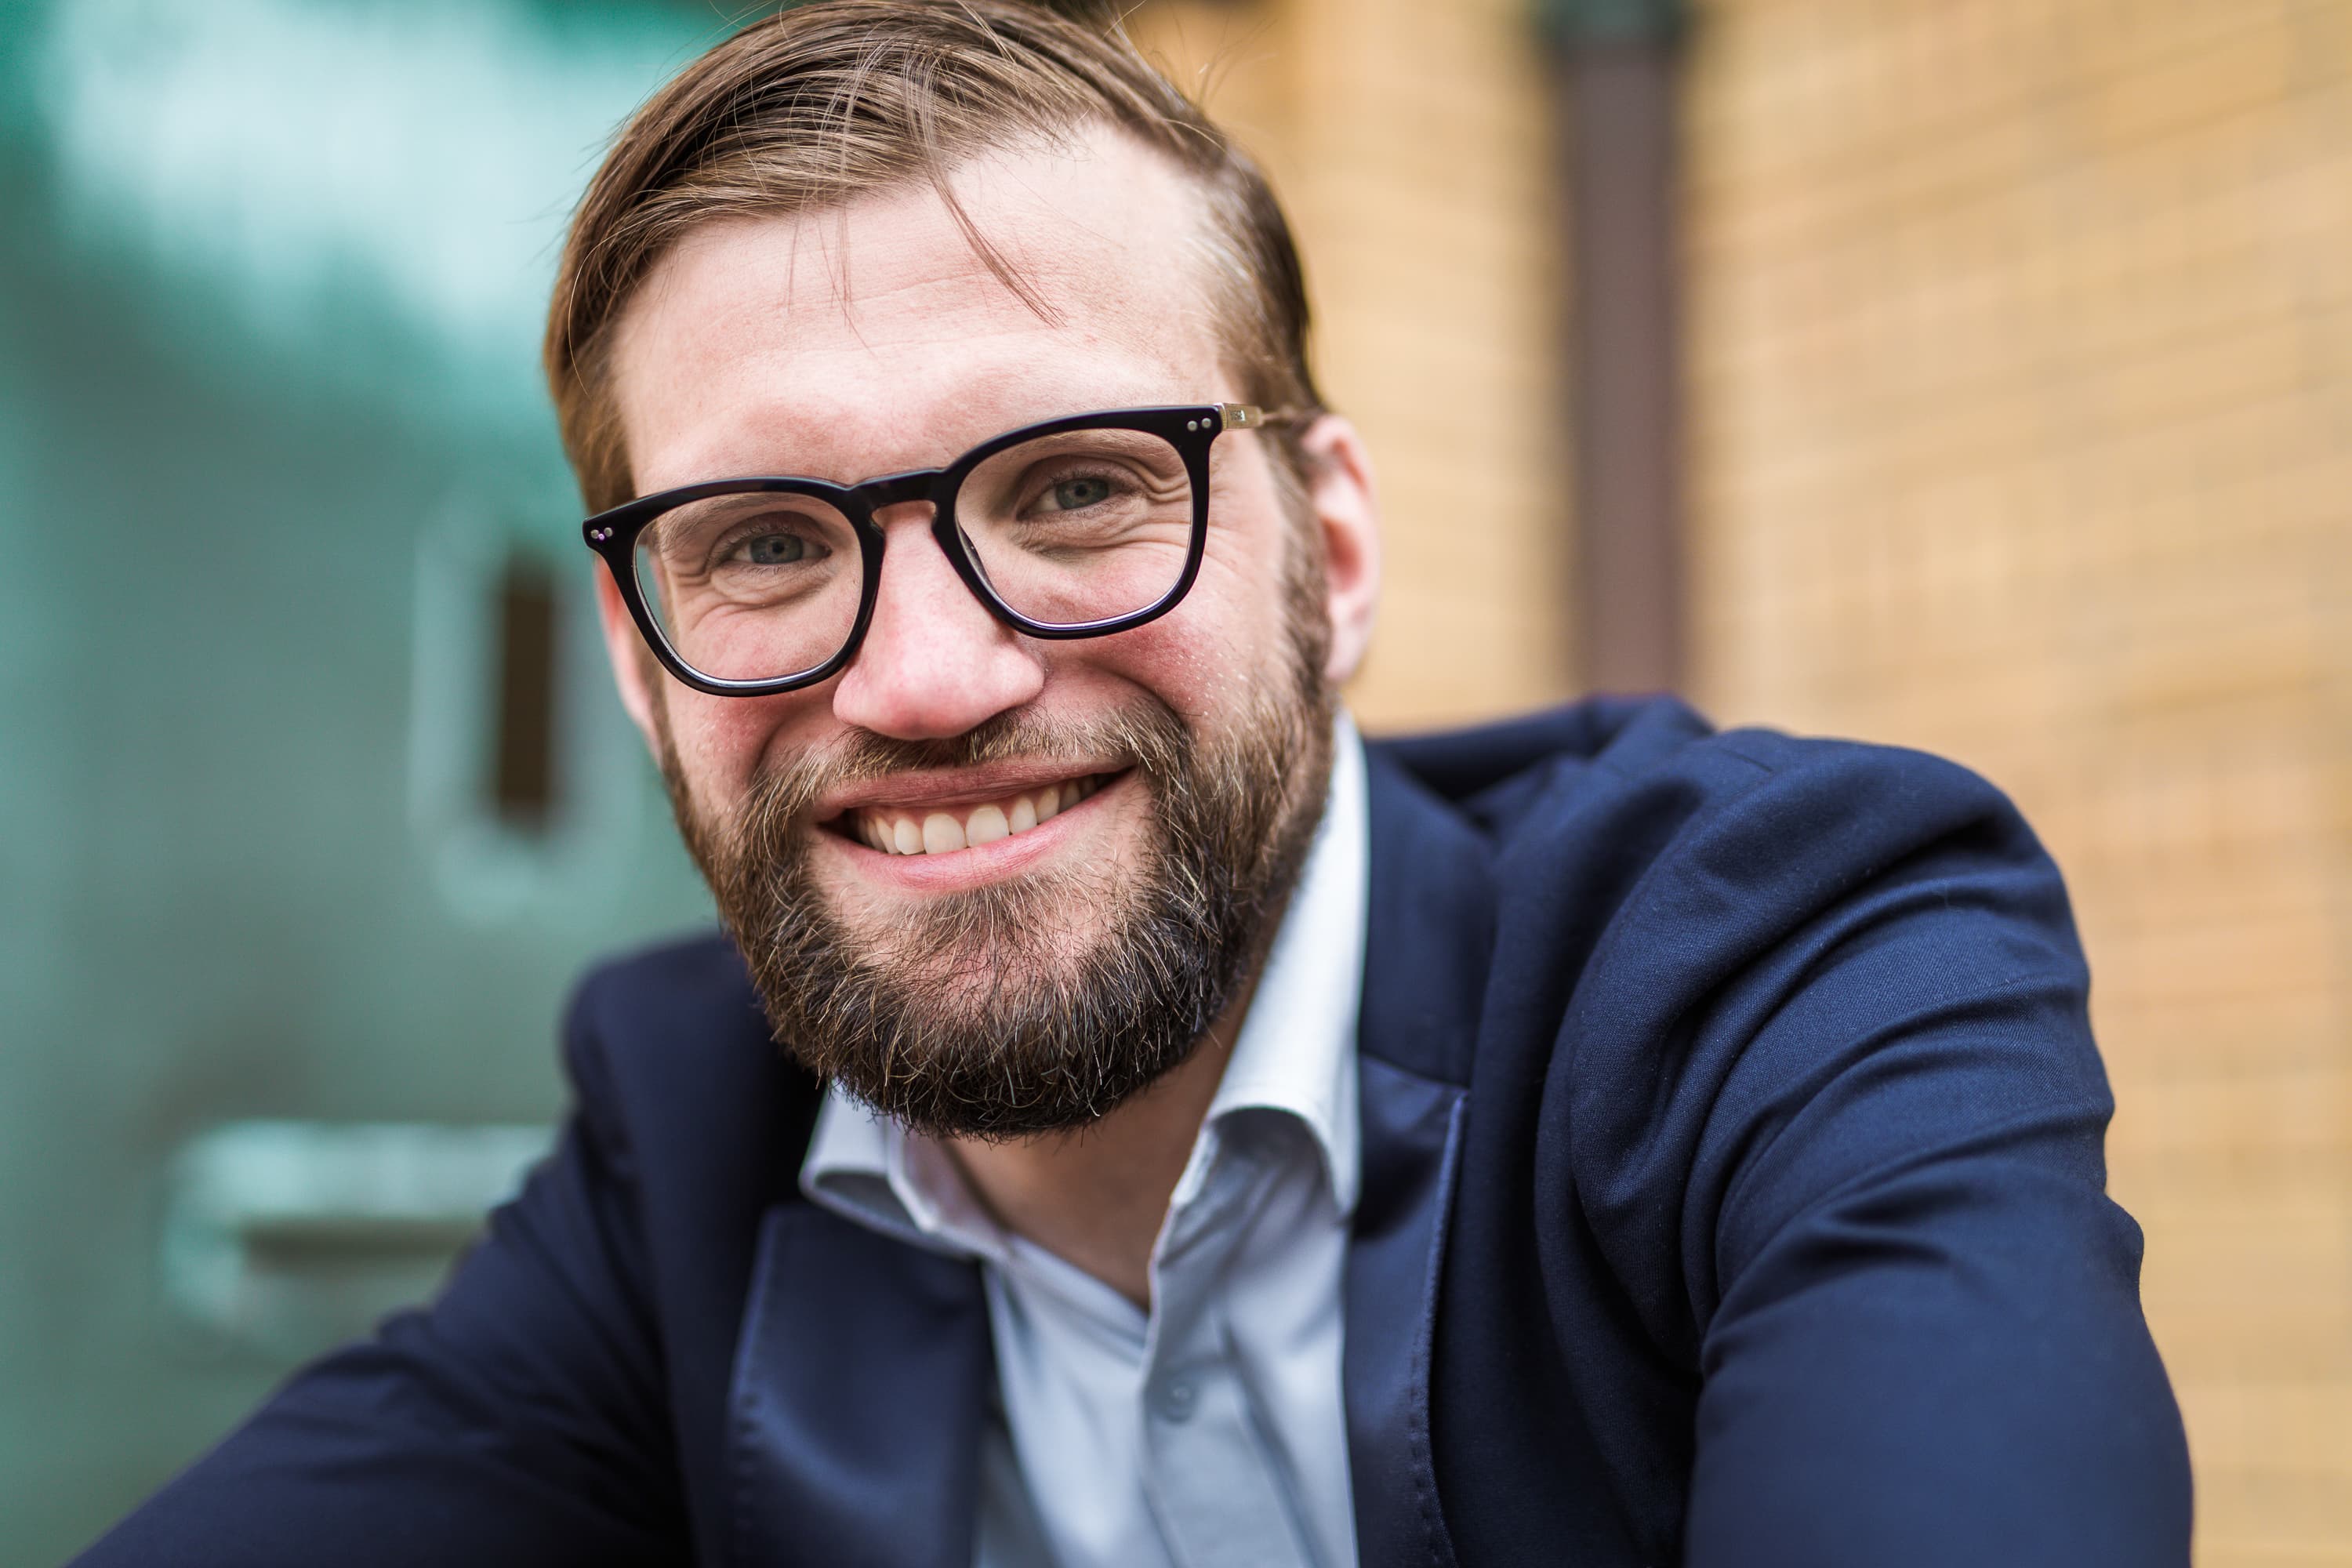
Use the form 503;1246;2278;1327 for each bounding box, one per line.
1539;0;1690;695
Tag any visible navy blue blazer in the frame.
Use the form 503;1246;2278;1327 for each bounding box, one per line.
77;698;2190;1566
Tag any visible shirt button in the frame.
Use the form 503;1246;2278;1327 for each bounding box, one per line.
1153;1375;1199;1424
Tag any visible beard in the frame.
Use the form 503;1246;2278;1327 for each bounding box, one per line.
659;555;1336;1142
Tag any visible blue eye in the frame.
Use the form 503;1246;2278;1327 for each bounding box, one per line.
743;533;815;565
1044;476;1114;512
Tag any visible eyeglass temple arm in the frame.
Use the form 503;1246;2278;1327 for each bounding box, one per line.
1218;403;1316;430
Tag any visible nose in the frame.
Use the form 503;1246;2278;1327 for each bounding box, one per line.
829;504;1045;740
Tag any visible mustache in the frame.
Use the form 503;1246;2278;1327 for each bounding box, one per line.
720;701;1195;851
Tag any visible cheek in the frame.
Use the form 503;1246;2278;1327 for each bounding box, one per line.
1171;448;1314;691
662;685;824;810
1062;546;1293;726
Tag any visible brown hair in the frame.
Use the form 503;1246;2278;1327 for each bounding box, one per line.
544;0;1324;514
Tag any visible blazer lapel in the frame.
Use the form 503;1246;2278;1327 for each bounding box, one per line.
728;1203;991;1568
1344;746;1494;1568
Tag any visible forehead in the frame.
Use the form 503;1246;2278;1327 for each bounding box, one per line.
608;127;1228;488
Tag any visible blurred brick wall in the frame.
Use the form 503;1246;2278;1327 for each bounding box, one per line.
1685;2;2352;1561
1131;0;1577;728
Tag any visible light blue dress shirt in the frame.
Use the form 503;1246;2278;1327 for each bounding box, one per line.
801;716;1369;1568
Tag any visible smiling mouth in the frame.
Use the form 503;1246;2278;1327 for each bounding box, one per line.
831;771;1118;856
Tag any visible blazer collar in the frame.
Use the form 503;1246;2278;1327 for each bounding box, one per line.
1340;744;1494;1568
1356;742;1494;1090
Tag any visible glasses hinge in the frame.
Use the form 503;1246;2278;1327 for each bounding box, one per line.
1218;403;1264;430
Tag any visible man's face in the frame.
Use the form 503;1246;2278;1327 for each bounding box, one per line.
597;127;1379;1138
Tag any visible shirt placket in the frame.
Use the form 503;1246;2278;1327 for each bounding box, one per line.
1136;1138;1319;1568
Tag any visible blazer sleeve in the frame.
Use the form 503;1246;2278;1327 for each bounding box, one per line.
69;998;689;1567
1563;736;2193;1567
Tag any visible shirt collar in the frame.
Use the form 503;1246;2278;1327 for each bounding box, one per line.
801;710;1370;1240
1193;710;1364;1214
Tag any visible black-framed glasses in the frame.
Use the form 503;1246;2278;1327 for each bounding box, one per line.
583;402;1287;698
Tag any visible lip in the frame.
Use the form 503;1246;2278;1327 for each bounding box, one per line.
815;759;1129;821
817;770;1134;891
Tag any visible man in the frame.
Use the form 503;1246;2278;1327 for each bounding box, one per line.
76;3;2190;1565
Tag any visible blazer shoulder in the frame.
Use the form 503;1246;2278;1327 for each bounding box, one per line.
1525;720;2083;1063
1704;723;2017;804
1379;695;2024;867
1673;727;2064;953
1503;713;2049;895
558;929;818;1200
1519;719;2103;1307
1578;709;2014;807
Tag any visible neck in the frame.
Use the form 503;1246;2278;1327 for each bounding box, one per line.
946;982;1254;1309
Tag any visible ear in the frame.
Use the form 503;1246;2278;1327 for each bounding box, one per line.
1297;414;1381;685
594;564;665;757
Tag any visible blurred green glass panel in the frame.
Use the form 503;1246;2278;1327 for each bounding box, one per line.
0;1;730;1559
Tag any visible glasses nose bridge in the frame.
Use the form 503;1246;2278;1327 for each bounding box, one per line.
849;467;946;515
849;463;997;633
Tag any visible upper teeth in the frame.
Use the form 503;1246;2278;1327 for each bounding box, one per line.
850;775;1105;855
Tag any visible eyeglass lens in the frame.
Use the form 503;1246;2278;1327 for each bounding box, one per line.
632;492;863;685
630;426;1196;684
